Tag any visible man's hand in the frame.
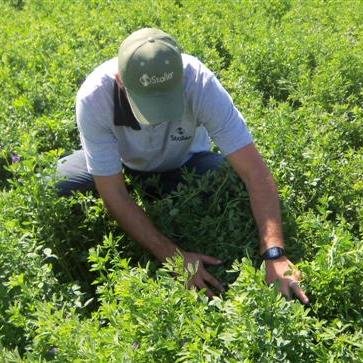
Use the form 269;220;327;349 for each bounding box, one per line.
265;256;309;304
182;252;225;298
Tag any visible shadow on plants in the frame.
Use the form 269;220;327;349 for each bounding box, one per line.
5;0;25;10
136;165;261;286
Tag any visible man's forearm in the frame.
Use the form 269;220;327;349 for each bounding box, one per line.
244;170;284;254
227;144;284;254
228;145;309;304
100;187;179;261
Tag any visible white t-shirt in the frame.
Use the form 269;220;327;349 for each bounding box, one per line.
76;54;253;175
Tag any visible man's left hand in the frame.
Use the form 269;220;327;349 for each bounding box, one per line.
265;256;309;304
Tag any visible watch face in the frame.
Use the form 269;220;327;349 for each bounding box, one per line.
270;248;280;258
263;247;285;260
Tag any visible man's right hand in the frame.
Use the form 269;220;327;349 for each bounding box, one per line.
182;252;225;298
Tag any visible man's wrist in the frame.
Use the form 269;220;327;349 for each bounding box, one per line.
151;237;182;262
261;246;285;260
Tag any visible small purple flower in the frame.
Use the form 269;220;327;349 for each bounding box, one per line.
11;153;21;163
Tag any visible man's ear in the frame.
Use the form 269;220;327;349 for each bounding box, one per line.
115;73;124;88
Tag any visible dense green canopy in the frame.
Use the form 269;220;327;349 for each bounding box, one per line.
0;0;362;361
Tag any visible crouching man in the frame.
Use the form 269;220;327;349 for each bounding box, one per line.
57;28;309;303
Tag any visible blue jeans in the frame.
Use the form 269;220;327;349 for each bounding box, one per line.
56;150;225;197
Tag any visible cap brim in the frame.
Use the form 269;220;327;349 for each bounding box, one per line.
125;84;184;125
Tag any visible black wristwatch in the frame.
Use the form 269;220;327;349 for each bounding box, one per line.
262;247;285;260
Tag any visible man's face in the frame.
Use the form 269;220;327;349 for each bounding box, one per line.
115;73;124;88
116;72;165;127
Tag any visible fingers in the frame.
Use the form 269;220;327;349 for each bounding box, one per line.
288;280;310;304
181;252;224;298
195;279;214;298
186;264;224;297
265;258;309;305
199;254;223;265
279;279;309;304
189;267;224;297
203;270;225;293
271;275;309;304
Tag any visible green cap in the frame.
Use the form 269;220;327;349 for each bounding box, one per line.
118;28;184;125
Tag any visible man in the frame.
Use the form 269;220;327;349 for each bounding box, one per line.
57;28;309;304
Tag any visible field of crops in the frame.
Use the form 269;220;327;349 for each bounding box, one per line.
0;0;362;361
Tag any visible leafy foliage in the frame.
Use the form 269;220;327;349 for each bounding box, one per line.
0;0;362;361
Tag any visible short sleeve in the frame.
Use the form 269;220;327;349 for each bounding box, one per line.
191;63;253;155
76;92;122;176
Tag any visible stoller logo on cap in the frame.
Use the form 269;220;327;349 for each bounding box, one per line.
139;72;174;87
139;74;152;87
118;28;184;125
